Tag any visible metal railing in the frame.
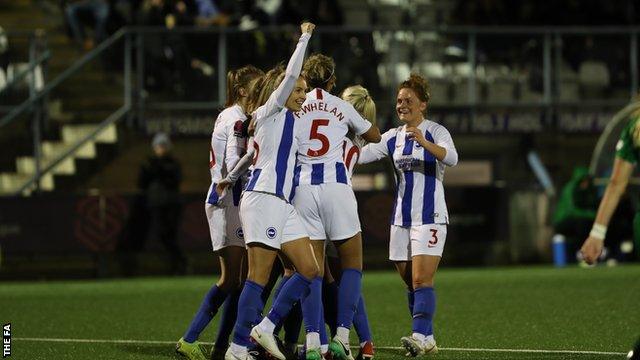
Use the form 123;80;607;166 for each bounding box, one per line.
0;28;133;195
127;26;640;116
0;31;49;113
3;25;640;195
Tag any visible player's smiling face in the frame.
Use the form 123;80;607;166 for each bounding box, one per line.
286;77;308;112
396;88;426;124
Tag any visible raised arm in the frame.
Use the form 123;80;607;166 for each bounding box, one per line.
262;23;315;117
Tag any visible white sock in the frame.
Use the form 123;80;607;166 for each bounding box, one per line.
336;327;350;344
258;317;276;333
412;332;426;343
360;341;367;347
230;342;247;355
306;332;321;350
321;344;329;354
426;335;435;344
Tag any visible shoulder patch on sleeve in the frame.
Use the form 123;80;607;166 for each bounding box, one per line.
233;120;244;138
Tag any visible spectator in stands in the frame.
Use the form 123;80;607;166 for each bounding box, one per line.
136;132;187;274
193;0;231;27
64;0;110;50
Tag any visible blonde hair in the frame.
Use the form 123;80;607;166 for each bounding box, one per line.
341;85;376;125
246;65;285;114
302;53;336;90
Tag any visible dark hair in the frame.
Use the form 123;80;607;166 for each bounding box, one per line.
398;73;431;104
302;53;336;90
225;65;264;107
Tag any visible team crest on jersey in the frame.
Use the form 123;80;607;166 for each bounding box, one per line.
236;227;244;239
266;227;277;239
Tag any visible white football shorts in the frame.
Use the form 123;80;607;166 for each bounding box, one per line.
389;224;447;261
205;196;245;251
239;191;308;249
292;183;361;241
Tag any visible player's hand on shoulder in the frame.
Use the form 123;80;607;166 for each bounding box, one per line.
301;22;315;34
580;236;604;265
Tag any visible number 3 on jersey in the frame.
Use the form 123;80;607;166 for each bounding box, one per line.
307;119;330;157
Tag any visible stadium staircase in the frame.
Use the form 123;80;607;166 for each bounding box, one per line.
0;0;124;195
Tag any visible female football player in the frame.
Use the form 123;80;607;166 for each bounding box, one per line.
176;65;263;360
293;55;381;360
358;74;458;356
220;22;320;360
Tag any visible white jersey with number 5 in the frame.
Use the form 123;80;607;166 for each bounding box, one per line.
294;88;372;186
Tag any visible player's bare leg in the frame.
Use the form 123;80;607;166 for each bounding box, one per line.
218;246;247;292
247;244;279;285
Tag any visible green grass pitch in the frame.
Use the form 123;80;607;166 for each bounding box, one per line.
2;265;639;359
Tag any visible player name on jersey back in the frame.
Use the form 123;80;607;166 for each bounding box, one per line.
294;101;346;122
293;88;372;188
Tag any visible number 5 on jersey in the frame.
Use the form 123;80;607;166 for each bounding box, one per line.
307;119;330;157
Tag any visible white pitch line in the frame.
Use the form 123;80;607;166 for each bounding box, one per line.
13;337;626;356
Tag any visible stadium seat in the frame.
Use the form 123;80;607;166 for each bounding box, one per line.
6;62;44;91
339;0;372;26
452;62;473;79
418;61;447;79
487;75;517;103
427;77;452;105
374;4;405;25
411;1;438;26
578;60;610;97
0;67;6;92
452;78;482;104
377;62;411;87
559;80;580;102
519;82;544;102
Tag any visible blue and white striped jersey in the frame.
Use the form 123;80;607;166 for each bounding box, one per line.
244;33;310;200
206;104;247;206
359;119;458;226
294;88;372;186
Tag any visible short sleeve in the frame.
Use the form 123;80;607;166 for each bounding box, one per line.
344;102;373;136
616;117;640;164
